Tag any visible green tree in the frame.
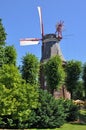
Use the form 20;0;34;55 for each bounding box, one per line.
30;89;66;128
0;83;39;128
73;81;84;100
0;64;22;89
0;46;5;67
21;53;39;85
4;45;17;65
0;19;17;66
0;64;39;128
65;60;82;99
0;19;7;66
82;63;86;99
0;19;7;46
57;99;79;122
45;56;65;94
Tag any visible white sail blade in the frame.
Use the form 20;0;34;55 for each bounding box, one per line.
37;6;44;37
20;40;39;46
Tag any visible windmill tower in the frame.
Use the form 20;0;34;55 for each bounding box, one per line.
20;6;66;90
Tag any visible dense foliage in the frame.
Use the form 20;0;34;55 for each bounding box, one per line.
0;19;7;45
29;90;66;128
0;19;6;66
4;45;17;65
73;81;84;100
45;56;65;94
65;60;82;99
21;53;39;85
0;19;17;67
82;63;86;99
57;99;79;122
0;46;5;67
0;72;39;128
79;110;86;123
0;64;22;88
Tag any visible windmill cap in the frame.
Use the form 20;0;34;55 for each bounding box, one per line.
43;33;60;43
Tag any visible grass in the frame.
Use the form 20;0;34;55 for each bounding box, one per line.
55;123;86;130
27;123;86;130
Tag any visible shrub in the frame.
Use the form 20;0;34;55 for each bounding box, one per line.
29;90;66;128
57;99;79;122
79;110;86;123
0;83;39;128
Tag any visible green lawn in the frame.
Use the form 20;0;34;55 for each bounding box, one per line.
29;123;86;130
55;123;86;130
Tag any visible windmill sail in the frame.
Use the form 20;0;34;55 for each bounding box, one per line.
19;7;43;46
37;6;44;37
20;38;40;46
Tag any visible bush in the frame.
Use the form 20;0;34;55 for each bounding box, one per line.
79;110;86;123
29;90;66;128
57;99;79;122
0;83;39;128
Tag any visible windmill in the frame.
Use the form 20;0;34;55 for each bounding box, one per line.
20;6;66;89
20;6;65;61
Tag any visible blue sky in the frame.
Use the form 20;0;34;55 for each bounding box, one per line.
0;0;86;65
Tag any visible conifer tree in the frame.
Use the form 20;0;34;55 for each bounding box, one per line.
0;19;7;66
0;19;7;46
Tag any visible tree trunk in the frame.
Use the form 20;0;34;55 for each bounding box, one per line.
62;85;65;99
71;91;73;99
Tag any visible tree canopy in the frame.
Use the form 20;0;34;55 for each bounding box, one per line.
4;45;17;65
44;56;65;94
65;60;82;99
0;64;22;89
21;53;39;85
0;19;7;46
82;63;86;99
0;64;39;128
0;19;17;67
